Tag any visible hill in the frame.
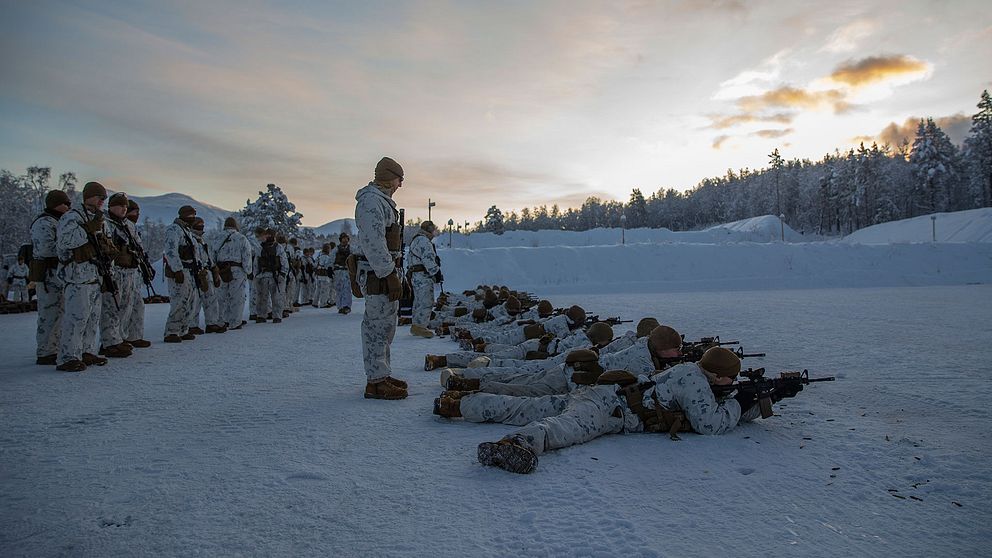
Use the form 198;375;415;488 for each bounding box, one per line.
843;207;992;244
311;218;357;238
128;193;236;229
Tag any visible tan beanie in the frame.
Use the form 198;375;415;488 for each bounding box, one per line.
636;317;660;338
698;347;741;379
224;217;239;230
586;322;614;347
537;300;553;318
648;325;682;354
45;190;71;210
82;181;107;200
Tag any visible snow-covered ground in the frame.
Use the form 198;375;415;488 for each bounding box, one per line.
4;208;992;555
1;286;990;556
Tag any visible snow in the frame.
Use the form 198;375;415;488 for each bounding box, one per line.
310;218;356;238
842;208;992;244
129;193;235;229
3;208;992;555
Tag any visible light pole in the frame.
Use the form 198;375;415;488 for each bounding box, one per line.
428;199;436;222
931;215;936;242
447;218;454;248
620;214;627;245
779;214;785;243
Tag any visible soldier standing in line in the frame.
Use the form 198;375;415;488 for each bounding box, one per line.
55;181;112;371
304;247;317;306
247;226;264;321
285;237;300;312
332;232;352;314
407;220;442;338
30;189;70;365
162;205;201;343
275;234;291;318
8;255;30;302
122;199;151;347
96;192;137;358
355;156;408;399
255;228;288;323
190;217;225;334
315;243;333;308
213;217;253;330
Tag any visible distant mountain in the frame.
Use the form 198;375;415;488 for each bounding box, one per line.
127;193;236;229
311;218;357;238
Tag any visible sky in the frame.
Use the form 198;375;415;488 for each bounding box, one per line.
1;0;990;227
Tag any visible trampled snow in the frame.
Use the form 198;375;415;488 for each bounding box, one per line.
2;208;991;556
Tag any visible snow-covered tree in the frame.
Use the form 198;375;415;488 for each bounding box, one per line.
483;205;505;235
964;89;992;207
909;119;961;215
238;183;304;237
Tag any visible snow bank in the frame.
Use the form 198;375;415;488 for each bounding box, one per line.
843;208;992;244
438;242;992;294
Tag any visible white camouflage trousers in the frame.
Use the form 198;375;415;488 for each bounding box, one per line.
218;267;247;327
10;282;29;302
193;281;220;327
496;386;636;456
100;268;138;348
478;365;571;397
165;274;196;336
315;275;332;307
124;273;145;342
35;279;63;357
334;270;351;309
249;276;259;316
58;282;101;365
256;273;284;319
286;274;299;312
410;271;435;326
360;280;398;382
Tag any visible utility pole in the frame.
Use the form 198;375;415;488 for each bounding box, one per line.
447;218;454;248
428;199;436;222
620;214;627;245
931;215;937;242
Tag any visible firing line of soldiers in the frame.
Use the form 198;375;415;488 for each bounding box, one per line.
420;285;833;474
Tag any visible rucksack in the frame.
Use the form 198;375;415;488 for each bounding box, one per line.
259;242;281;273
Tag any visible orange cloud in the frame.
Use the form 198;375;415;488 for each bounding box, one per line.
874;114;971;147
712;135;731;149
829;55;930;87
737;86;849;113
708;112;794;130
751;128;794;139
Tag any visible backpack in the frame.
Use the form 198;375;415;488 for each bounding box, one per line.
259;242;281;273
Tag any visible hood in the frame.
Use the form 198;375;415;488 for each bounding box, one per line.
355;182;394;207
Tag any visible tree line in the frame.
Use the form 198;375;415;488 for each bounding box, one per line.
478;90;992;236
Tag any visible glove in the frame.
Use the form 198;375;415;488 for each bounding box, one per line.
173;270;185;284
433;271;444;283
385;271;403;302
212;269;222;288
733;389;757;414
247;273;254;281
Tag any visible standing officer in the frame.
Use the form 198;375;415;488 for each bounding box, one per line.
162;205;201;343
213;217;253;330
30;190;70;365
355;157;408;399
407;220;442;338
332;232;352;314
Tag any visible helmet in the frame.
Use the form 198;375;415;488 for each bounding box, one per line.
648;325;682;355
536;300;553;318
565;305;586;327
636;317;660;338
505;295;521;315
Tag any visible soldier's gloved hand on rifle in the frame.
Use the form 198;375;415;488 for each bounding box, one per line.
174;270;185;284
434;271;443;283
733;389;758;414
385;270;403;302
772;382;803;402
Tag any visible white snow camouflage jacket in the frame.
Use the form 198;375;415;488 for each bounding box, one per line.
408;232;440;276
354;183;399;279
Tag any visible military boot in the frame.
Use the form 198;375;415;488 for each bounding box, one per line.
364;379;408;400
36;355;57;366
56;360;86;372
82;353;108;366
272;317;282;323
188;327;204;335
432;395;462;418
249;314;257;321
255;317;267;323
477;437;538;474
102;344;132;358
384;376;408;389
339;307;351;315
424;354;447;371
181;332;196;341
410;324;434;338
446;376;481;392
164;334;182;343
127;339;152;348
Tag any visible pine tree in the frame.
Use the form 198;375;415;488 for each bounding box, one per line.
238;183;304;237
483;205;505;235
964;89;992;207
626;189;648;228
910;119;960;215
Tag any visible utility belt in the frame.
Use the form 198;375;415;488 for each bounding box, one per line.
350;255;399;297
28;257;60;282
217;261;242;283
408;264;427;274
316;269;330;277
617;382;694;440
115;249;139;269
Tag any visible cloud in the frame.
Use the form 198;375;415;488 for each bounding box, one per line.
874;114;971;147
737;86;850;113
828;55;931;87
750;128;794;139
821;19;876;53
712;135;731;149
708;112;794;129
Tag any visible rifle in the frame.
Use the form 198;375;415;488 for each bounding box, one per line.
183;230;206;292
397;208;414;322
118;219;158;297
81;209;120;310
584;315;633;327
712;368;835;419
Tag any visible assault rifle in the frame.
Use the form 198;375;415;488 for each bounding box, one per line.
184;231;207;292
81;210;120;310
680;342;766;362
584;315;633;327
397;208;414;323
712;367;835;419
118;220;158;297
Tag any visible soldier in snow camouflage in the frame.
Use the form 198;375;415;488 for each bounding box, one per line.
122;199;151;346
355;157;409;400
162;205;202;342
407;220;442;338
213;217;253;330
31;189;71;365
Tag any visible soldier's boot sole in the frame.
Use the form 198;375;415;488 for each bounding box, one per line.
363;381;408;400
81;353;107;366
272;318;282;323
181;333;196;341
164;335;182;343
127;339;152;348
477;441;538;474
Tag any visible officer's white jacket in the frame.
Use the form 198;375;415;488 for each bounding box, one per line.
57;207;109;285
213;228;253;270
163;219;200;273
408;232;440;275
316;252;334;270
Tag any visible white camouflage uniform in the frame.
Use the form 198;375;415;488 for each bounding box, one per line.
56;207;106;365
355;183;400;382
212;226;253;328
255;239;289;319
407;230;440;327
163;219;201;337
191;233;221;329
31;211;63;358
315;249;334;307
332;242;352;309
8;262;29;302
466;363;759;458
100;214;141;348
248;235;262;317
284;244;299;312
